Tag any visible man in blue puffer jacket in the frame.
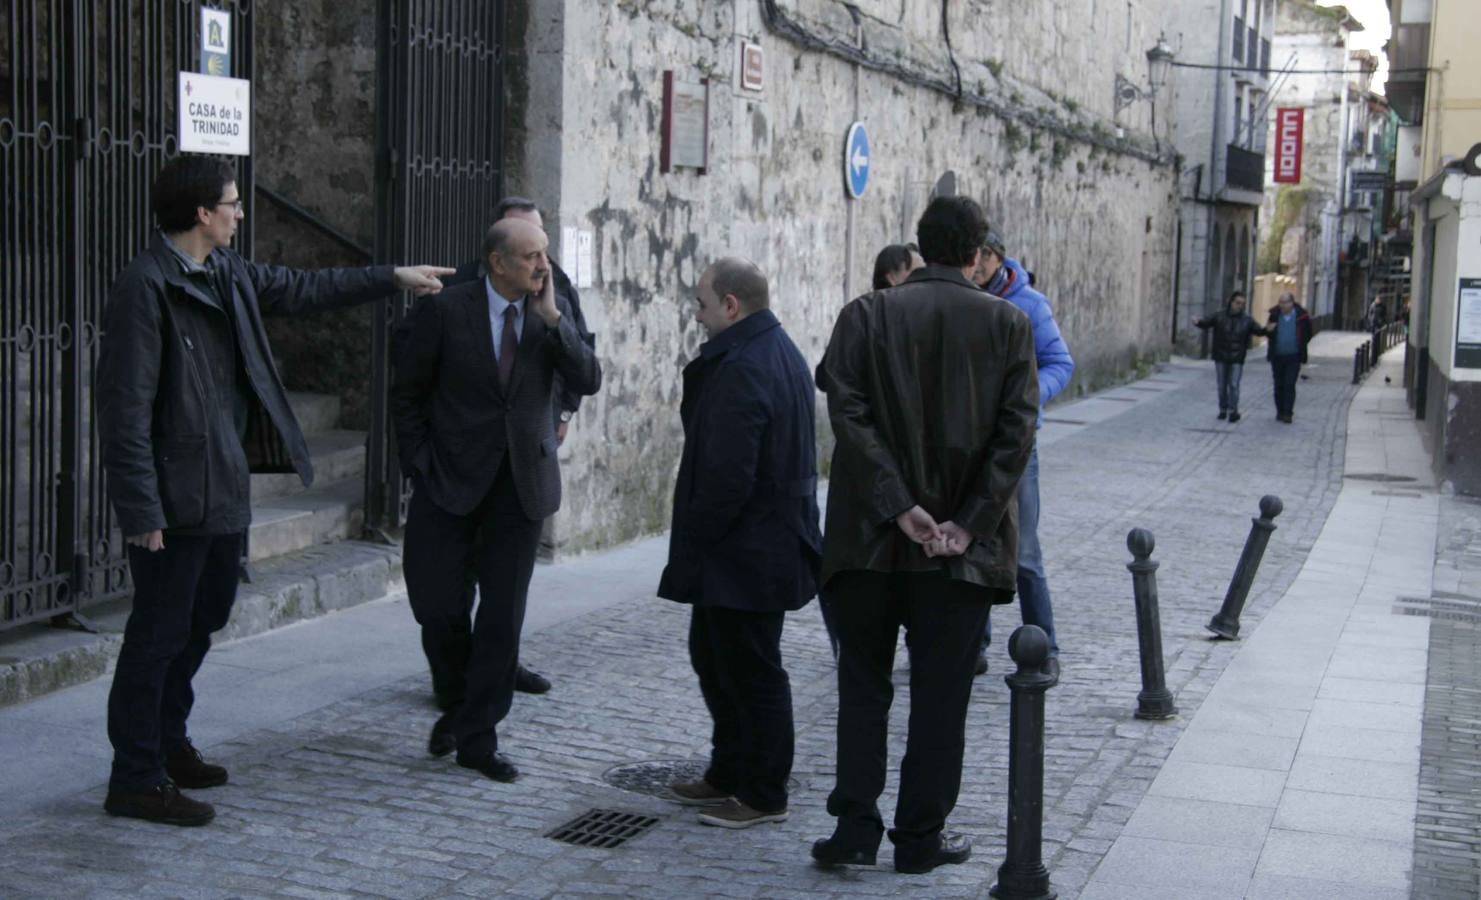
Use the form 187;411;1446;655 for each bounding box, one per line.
973;228;1075;683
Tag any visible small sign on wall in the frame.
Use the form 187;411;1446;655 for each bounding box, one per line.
178;72;250;156
740;41;764;93
1458;277;1481;369
200;8;231;76
661;71;709;174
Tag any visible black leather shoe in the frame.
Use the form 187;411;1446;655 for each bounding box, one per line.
428;712;456;758
104;782;215;827
811;837;877;867
164;740;228;789
895;832;972;874
457;752;519;783
974;652;989;676
515;665;551;694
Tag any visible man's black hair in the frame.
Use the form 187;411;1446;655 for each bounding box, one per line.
872;244;916;291
915;196;988;268
152;156;237;233
494;196;540;220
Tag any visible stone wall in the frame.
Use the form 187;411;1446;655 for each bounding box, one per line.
508;0;1183;552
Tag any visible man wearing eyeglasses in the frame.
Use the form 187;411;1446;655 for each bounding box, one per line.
96;155;453;827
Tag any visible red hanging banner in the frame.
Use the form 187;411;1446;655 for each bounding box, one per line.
1274;107;1304;184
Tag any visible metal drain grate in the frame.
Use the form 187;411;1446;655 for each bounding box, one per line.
546;809;661;849
1394;592;1481;624
1043;417;1087;425
1344;473;1418;483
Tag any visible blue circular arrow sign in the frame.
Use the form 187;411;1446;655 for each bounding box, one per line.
844;122;870;199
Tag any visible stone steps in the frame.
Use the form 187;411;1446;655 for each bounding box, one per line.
288;390;342;434
0;540;403;708
248;476;365;563
251;430;367;501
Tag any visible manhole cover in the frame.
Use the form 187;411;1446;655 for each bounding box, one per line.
604;759;800;800
1345;473;1417;482
546;809;661;849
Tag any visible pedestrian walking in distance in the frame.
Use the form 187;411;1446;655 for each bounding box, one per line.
812;195;1038;874
1265;292;1314;423
658;257;823;829
97;155;452;827
1193;290;1271;423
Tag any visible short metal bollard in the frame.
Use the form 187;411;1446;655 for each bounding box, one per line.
1206;495;1283;640
1353;346;1363;385
990;625;1057;900
1126;529;1177;720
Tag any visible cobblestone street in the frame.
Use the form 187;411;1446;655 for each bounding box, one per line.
0;353;1364;899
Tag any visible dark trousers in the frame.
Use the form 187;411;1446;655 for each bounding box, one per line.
403;460;542;758
107;533;242;790
826;570;1000;861
1270;355;1301;417
689;605;794;813
1214;361;1245;413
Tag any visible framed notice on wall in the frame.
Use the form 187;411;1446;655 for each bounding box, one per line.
1457;278;1481;369
661;71;709;174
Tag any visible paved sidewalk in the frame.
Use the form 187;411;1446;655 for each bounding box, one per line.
0;344;1395;898
1084;348;1439;899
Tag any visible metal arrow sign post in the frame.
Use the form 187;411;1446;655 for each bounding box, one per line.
844;121;870;199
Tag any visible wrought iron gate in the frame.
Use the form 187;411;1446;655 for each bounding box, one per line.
365;0;505;533
1;0;254;631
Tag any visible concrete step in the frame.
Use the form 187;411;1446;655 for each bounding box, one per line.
248;477;364;563
0;540;403;708
287;391;342;434
251;430;367;501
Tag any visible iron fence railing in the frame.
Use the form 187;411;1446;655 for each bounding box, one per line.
364;0;506;535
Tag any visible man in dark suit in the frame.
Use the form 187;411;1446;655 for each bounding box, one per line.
391;218;601;782
433;196;595;700
811;196;1038;874
659;257;823;829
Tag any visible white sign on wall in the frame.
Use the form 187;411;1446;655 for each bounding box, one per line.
178;72;250;156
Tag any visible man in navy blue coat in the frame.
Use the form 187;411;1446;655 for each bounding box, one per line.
658;257;822;829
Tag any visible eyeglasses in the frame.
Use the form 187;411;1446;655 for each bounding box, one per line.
215;198;243;211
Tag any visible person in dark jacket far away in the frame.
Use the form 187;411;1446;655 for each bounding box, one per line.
658;257;823;830
96;156;451;827
811;196;1038;875
1265;291;1314;423
1194;290;1272;423
972;226;1074;683
872;243;924;290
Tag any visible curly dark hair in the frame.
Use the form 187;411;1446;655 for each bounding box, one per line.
915;196;988;268
151;156;237;233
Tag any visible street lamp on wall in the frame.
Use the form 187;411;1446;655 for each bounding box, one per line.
1115;34;1175;116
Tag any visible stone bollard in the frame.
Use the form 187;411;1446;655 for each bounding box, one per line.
1206;495;1283;640
1126;529;1177;720
990;625;1057;900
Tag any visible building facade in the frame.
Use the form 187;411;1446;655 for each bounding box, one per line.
1166;0;1279;351
1389;0;1481;495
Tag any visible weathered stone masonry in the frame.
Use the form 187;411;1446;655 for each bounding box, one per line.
506;1;1183;553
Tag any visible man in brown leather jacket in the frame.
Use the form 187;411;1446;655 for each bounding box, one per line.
810;195;1039;875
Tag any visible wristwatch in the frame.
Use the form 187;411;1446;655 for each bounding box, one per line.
559;410;575;423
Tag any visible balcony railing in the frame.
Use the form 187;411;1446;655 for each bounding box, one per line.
1226;143;1265;193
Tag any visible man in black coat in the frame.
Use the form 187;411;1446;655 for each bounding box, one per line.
1194;290;1272;422
96;156;451;826
391;218;601;783
658;257;822;829
811;196;1038;874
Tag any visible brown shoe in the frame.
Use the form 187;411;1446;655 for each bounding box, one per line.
104;782;215;826
164;740;228;789
698;798;788;829
669;779;729;806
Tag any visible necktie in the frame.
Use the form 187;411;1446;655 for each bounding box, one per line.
499;304;518;388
